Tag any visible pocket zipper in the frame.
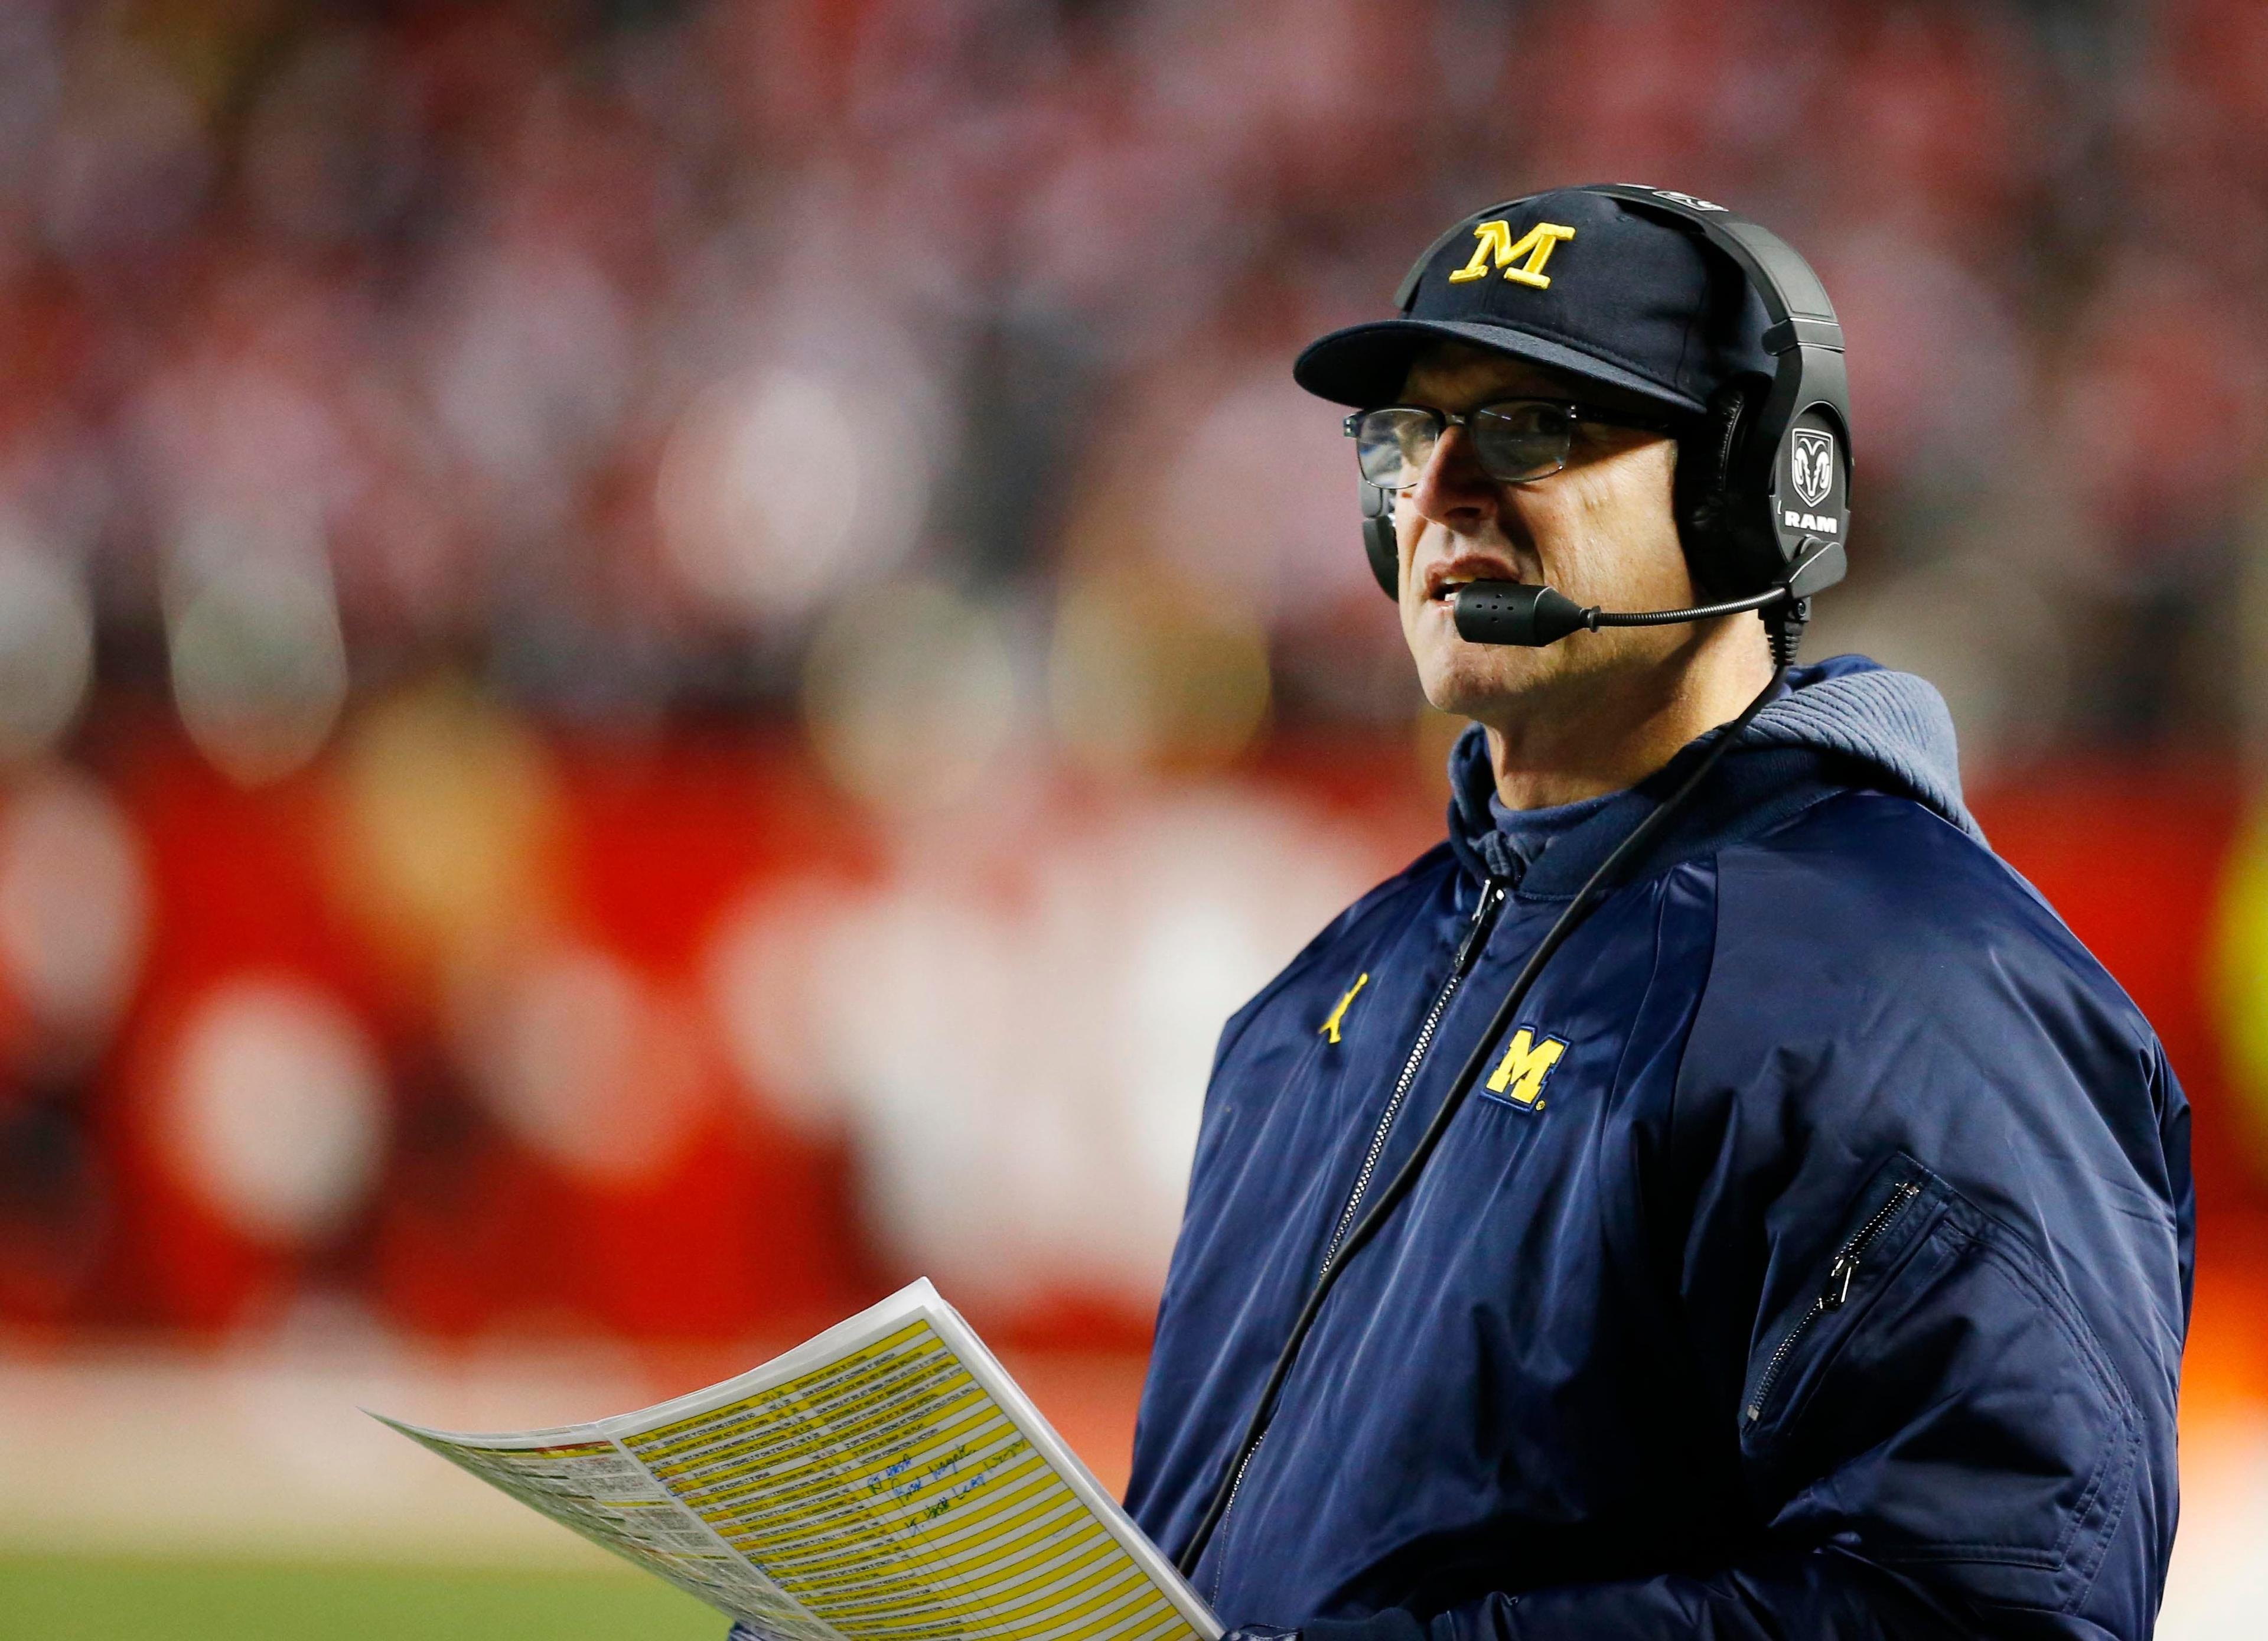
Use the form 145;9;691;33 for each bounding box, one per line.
1744;1178;1923;1425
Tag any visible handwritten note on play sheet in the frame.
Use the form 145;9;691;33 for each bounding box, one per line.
373;1279;1219;1641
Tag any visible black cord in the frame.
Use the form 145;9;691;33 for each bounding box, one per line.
1174;663;1793;1579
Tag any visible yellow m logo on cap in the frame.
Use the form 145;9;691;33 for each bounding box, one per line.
1447;220;1577;289
1485;1027;1567;1107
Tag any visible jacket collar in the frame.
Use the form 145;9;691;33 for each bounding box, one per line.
1445;656;1980;896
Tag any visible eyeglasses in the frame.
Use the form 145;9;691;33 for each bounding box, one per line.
1343;398;1683;491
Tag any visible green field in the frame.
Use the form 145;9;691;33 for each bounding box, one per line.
0;1555;724;1640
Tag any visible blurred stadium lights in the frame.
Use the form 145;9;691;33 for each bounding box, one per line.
730;785;1379;1312
328;678;565;986
456;941;713;1191
658;356;944;624
1819;231;2031;500
706;876;868;1137
801;578;1022;808
426;241;633;534
1806;553;2075;780
239;28;422;248
161;975;389;1249
2058;265;2262;614
1048;562;1272;776
0;770;147;1045
0;535;94;764
37;33;211;263
2215;810;2268;1178
1160;370;1389;620
163;522;350;787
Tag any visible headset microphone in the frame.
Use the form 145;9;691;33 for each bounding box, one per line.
1451;537;1846;651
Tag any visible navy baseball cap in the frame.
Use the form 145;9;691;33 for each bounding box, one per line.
1294;186;1772;416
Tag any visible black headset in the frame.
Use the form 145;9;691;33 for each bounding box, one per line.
1360;184;1852;666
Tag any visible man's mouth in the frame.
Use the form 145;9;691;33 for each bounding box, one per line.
1425;563;1522;603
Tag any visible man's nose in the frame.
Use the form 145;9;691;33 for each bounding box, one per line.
1404;423;1501;535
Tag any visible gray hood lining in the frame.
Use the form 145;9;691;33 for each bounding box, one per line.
1732;663;1982;841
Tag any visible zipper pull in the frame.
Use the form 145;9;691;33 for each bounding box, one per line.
1821;1180;1918;1310
1453;878;1507;975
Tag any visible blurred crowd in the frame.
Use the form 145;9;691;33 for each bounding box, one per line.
2;0;2266;764
1;0;2266;1349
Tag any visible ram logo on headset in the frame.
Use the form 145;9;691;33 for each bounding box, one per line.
1791;428;1836;509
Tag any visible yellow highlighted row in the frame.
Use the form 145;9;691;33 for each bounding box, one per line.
631;1323;938;1453
679;1389;998;1509
692;1413;1021;1549
653;1359;967;1484
807;1519;1110;1623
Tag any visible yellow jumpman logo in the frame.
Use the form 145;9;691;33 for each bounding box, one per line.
1319;973;1369;1044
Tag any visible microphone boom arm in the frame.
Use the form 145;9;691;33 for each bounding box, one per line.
1451;537;1844;649
1592;585;1788;626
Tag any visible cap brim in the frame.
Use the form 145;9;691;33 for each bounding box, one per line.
1292;318;1709;415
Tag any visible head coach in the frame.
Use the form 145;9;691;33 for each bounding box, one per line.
1121;186;2194;1640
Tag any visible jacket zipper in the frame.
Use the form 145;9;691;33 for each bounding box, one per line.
1208;874;1508;1597
1317;875;1509;1275
1744;1177;1923;1424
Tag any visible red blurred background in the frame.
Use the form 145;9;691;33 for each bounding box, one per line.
5;724;2264;1393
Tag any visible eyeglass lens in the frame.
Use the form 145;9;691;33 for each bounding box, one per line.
1354;402;1574;489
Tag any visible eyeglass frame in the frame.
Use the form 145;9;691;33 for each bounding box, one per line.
1342;397;1688;491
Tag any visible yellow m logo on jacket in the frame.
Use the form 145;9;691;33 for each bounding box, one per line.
1485;1028;1567;1107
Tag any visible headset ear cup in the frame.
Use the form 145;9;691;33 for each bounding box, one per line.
1361;484;1399;598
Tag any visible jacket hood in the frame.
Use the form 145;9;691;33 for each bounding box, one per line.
1446;655;1983;893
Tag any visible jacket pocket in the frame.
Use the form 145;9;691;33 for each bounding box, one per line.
1741;1155;1935;1430
1742;1153;2141;1617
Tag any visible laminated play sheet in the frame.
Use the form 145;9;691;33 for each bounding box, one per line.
373;1279;1219;1641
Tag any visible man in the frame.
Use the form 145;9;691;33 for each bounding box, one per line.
1122;188;2193;1640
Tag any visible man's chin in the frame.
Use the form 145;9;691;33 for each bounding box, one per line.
1418;649;1556;725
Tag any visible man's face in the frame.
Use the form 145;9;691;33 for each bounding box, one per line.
1392;345;1702;728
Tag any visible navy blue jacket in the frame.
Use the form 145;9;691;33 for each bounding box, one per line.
1126;658;2194;1641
